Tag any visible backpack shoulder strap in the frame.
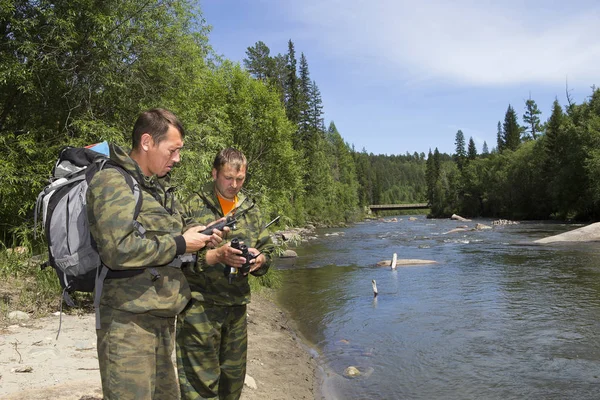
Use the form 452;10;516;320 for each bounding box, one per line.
91;161;145;330
93;160;144;223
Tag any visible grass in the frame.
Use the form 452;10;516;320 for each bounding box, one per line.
0;247;283;327
250;268;283;292
0;250;93;327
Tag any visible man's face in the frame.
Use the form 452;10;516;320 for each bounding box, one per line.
146;125;183;177
212;163;246;201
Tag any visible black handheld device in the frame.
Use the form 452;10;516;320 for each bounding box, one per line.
201;203;256;236
226;238;260;283
200;215;237;235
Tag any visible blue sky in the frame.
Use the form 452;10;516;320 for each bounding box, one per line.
200;0;600;156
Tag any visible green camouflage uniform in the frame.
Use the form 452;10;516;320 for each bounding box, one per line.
177;181;274;400
87;144;191;400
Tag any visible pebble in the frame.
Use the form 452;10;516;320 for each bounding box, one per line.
344;366;361;377
244;374;258;389
8;311;30;321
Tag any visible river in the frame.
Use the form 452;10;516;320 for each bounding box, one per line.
274;216;600;400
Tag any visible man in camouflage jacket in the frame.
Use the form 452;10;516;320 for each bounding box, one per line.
177;148;275;400
87;109;223;400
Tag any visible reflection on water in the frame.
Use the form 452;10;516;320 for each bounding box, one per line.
275;217;600;400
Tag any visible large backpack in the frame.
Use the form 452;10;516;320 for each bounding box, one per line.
34;142;143;312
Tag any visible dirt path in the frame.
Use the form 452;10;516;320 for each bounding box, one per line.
0;293;316;400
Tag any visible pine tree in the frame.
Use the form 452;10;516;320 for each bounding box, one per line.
482;141;489;156
284;40;300;126
544;99;564;158
298;53;312;142
454;129;466;170
502;105;521;151
308;80;325;131
326;121;358;219
267;53;287;103
243;41;271;81
426;149;436;204
467;137;478;160
496;121;505;152
433;148;441;180
431;148;442;210
523;97;542;140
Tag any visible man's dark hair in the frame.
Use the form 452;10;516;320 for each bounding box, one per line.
132;108;185;149
213;147;247;172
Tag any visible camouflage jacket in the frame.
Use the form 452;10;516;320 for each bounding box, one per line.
86;144;190;317
182;181;274;306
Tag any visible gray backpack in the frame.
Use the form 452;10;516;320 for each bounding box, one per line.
35;146;144;312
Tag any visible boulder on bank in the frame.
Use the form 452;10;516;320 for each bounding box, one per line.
535;222;600;244
273;225;317;244
278;231;301;242
279;250;298;258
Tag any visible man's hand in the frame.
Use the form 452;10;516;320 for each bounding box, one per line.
205;218;231;248
182;225;223;253
247;247;265;274
201;217;233;238
206;241;246;267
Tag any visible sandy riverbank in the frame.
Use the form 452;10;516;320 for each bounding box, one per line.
0;291;316;400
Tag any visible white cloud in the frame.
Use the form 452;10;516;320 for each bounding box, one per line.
280;0;600;86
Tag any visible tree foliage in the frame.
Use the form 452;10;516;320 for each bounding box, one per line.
523;97;542;140
482;141;489;156
454;129;466;170
467;137;477;160
427;88;600;221
243;41;271;81
1;7;429;248
1;0;212;245
502;105;521;151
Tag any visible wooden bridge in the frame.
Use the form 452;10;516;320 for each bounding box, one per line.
368;203;429;212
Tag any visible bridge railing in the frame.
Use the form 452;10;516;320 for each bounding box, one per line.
368;203;429;211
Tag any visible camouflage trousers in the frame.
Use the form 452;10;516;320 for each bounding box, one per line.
176;300;247;400
97;305;179;400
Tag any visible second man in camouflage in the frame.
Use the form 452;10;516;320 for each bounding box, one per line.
177;148;275;400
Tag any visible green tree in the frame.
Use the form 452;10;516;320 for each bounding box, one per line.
0;0;212;244
267;53;288;103
298;53;312;139
354;149;375;206
243;41;271;81
482;141;489;156
284;40;300;127
502;105;521;151
496;121;505;152
544;99;564;159
467;137;478;160
523;97;542;140
454;129;466;170
425;149;436;205
326;122;359;221
308;80;325;132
